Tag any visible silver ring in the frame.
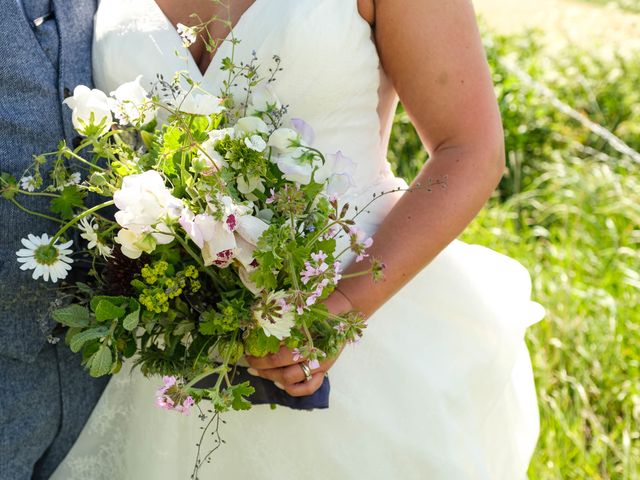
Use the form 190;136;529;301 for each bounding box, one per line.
299;362;312;383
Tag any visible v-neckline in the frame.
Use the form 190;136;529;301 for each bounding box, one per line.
149;0;264;79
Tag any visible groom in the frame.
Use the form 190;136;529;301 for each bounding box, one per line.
0;1;107;479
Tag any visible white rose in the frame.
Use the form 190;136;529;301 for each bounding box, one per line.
235;116;269;136
179;90;225;116
267;128;300;154
109;75;156;126
114;171;183;230
63;85;113;137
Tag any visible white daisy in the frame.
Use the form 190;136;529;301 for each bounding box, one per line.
20;175;37;192
78;216;113;258
16;233;74;283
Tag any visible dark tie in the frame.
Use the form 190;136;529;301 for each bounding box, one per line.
21;0;59;69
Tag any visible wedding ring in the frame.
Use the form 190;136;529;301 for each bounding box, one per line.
299;362;313;383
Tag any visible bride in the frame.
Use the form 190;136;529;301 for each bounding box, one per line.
53;0;544;478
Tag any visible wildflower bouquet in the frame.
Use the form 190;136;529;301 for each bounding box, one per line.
0;56;381;416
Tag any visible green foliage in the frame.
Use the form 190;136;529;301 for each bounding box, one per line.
52;304;90;328
243;327;281;357
388;27;640;479
49;186;85;219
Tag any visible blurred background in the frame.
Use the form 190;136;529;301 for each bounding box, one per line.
389;0;640;478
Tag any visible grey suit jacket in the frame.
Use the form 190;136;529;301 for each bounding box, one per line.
0;0;96;362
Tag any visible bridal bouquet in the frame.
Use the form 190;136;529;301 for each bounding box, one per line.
0;59;382;416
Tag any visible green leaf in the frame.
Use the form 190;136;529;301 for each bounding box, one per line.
89;345;113;377
49;186;86;219
90;295;130;312
243;328;281;357
70;326;109;353
94;300;126;322
52;304;90;328
122;301;140;331
229;381;255;411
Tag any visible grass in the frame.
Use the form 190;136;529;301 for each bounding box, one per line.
388;27;640;479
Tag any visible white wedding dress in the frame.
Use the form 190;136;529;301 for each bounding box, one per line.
52;1;545;478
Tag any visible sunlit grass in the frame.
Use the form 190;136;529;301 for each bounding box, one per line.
388;26;640;478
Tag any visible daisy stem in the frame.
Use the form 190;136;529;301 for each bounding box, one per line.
9;198;64;223
49;200;115;244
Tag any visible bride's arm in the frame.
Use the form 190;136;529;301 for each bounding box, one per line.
338;0;505;316
246;0;505;394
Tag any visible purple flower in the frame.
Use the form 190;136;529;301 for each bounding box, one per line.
291;118;315;145
348;226;373;262
266;188;276;204
174;396;195;415
334;322;347;334
308;359;321;370
292;348;303;362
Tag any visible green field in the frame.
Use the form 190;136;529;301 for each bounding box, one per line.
389;28;640;479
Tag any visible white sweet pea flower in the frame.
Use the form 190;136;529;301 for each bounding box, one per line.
291;118;316;145
114;170;183;232
109;75;156;126
316;151;357;196
235;116;269;136
63;85;113;137
267;128;300;154
179;90;225;116
238;265;262;295
245;134;266;152
275;152;320;185
237;175;264;195
236;214;269;246
247;85;281;114
208;128;235;143
196;132;228;175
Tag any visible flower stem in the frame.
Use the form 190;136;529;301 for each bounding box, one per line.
50;200;115;244
9;198;64;224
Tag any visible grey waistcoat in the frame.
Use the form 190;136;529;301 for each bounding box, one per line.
0;0;96;362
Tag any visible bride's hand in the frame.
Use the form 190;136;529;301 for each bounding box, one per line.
245;290;353;397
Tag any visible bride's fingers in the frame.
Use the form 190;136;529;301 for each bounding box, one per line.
281;372;325;397
245;346;302;370
247;362;321;385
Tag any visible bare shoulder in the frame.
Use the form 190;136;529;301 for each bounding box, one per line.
357;0;376;26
